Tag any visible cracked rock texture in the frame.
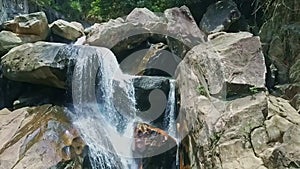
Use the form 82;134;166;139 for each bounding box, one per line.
176;31;300;169
0;105;86;169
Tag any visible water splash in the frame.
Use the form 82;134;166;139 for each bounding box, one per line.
165;79;176;138
70;46;137;169
66;45;178;168
164;79;180;167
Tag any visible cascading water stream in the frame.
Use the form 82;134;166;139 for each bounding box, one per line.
70;46;137;169
66;45;178;169
164;79;180;167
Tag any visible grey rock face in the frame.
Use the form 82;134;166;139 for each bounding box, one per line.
176;30;300;169
86;6;206;59
183;32;266;96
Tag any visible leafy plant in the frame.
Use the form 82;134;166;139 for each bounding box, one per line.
196;84;207;96
249;86;259;94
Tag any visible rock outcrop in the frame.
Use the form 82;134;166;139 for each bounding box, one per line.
2;11;49;40
86;6;206;59
0;4;299;169
1;42;69;88
0;105;85;169
0;12;49;55
176;31;300;169
183;31;266;97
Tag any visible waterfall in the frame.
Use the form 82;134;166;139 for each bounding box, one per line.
65;45;179;168
69;46;137;169
165;79;176;138
164;79;180;167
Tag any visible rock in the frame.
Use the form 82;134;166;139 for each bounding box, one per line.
183;31;266;96
1;42;68;88
218;139;266;169
120;42;169;76
176;38;300;168
86;6;205;59
133;122;176;155
2;12;49;40
267;95;300;124
290;94;300;111
199;0;241;34
0;31;22;56
0;105;85;169
50;19;84;41
133;122;177;169
0;30;46;56
175;46;223;168
132;76;176;129
1;42;112;89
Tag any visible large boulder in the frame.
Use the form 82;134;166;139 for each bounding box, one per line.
183;31;266;97
0;105;86;169
0;0;29;25
50;19;84;41
2;11;49;40
86;6;206;59
0;42;69;88
0;12;50;55
175;29;300;168
0;31;23;56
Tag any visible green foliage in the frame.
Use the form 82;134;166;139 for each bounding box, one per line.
30;0;199;22
249;86;259;94
196;84;207;96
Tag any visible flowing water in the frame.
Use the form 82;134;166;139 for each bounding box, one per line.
67;45;178;169
164;79;180;166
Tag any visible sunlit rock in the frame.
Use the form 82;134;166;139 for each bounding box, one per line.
0;105;84;169
50;19;84;41
2;12;49;40
183;31;266;96
86;6;206;59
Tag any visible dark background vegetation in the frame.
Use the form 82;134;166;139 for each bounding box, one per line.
29;0;264;25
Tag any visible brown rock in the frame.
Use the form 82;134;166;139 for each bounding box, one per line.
3;12;49;40
0;105;73;169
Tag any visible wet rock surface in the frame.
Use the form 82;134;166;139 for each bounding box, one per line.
133;123;177;169
0;105;86;169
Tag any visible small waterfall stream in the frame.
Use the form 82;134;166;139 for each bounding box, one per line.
67;45;178;169
164;79;179;167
